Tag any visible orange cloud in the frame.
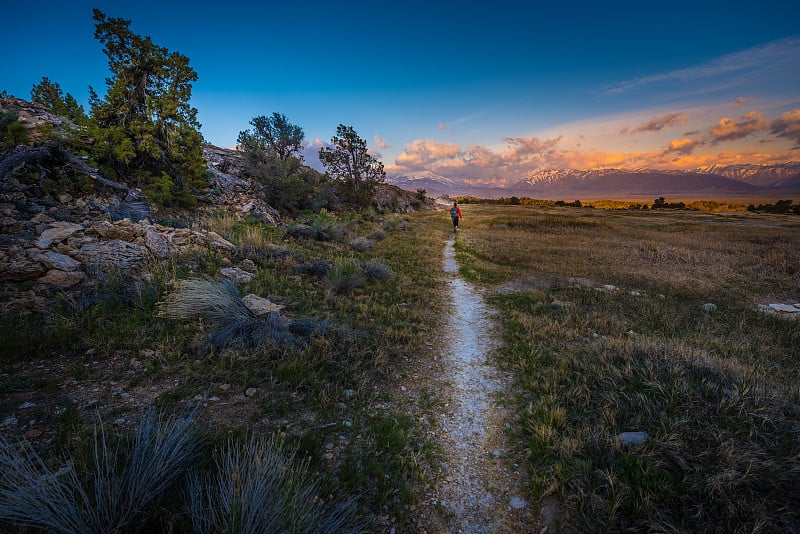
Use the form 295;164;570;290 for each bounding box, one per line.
394;139;462;170
632;112;688;133
664;137;702;155
770;108;800;145
710;111;769;142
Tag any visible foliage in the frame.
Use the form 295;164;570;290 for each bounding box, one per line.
188;434;364;533
652;196;686;209
0;110;28;148
87;9;207;207
318;124;385;208
237;112;305;162
30;77;88;124
748;199;800;214
327;258;365;295
0;407;202;533
159;277;325;352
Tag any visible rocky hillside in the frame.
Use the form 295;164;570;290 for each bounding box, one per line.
0;98;436;316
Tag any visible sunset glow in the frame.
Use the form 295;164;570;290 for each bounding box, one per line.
2;0;798;185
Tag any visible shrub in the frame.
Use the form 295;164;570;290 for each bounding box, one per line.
0;407;202;533
188;434;363;533
327;259;364;295
361;259;393;281
350;237;373;253
159;278;324;351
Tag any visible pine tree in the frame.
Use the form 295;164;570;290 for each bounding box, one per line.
88;9;206;207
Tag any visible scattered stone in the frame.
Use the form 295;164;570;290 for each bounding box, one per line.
37;251;80;271
208;396;220;402
602;284;616;291
38;269;85;287
144;228;171;258
343;389;355;398
241;293;283;315
221;267;254;283
509;496;526;509
629;290;642;297
244;387;257;397
239;259;257;273
24;429;43;439
701;303;717;312
36;222;82;248
219;383;231;391
492;449;502;458
17;402;36;409
618;431;648;446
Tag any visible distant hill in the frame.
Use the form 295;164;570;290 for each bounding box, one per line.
387;163;800;200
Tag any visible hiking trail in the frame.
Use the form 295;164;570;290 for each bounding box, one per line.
414;238;543;533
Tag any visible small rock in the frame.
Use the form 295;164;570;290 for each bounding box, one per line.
219;383;231;391
24;429;43;439
242;293;283;315
113;418;127;426
400;386;407;392
768;303;800;313
618;431;648;446
492;449;502;458
208;396;220;402
244;387;257;397
602;284;616;291
343;389;355;398
18;402;36;409
221;267;254;283
509;496;526;509
701;303;717;312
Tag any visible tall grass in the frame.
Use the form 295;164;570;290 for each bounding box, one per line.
0;407;202;533
188;434;364;533
452;205;800;531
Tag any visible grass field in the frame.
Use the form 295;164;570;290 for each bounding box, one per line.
1;204;798;532
452;204;800;532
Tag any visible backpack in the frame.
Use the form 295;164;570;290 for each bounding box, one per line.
450;206;458;218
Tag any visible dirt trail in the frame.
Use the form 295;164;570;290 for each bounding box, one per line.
416;238;536;533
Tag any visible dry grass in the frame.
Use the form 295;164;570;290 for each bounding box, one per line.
452;204;800;531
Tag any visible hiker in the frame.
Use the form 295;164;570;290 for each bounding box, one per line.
450;202;462;232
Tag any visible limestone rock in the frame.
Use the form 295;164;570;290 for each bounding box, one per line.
241;294;284;315
221;267;254;283
37;251;81;271
36;222;82;248
618;431;648;446
77;239;148;271
38;269;85;287
144;228;171;258
0;258;46;281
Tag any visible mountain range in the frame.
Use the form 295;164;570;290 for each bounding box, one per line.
387;163;800;200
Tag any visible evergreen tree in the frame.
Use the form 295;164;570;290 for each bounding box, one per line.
88;9;206;206
30;77;87;124
237;113;305;162
318;124;385;208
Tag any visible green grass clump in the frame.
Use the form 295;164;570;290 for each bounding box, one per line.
188;434;364;533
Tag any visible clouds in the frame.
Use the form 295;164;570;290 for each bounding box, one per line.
770;108;800;146
603;37;800;95
664;138;702;155
373;134;390;149
710;111;769;143
629;112;688;133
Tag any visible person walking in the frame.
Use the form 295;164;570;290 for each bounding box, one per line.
450;202;462;233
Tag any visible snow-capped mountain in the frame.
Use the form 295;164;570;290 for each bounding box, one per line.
386;163;800;200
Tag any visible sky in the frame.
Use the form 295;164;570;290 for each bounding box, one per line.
2;0;799;183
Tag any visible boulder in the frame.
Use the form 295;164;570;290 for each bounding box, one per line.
37;251;81;271
36;222;83;248
38;269;85;287
77;239;148;271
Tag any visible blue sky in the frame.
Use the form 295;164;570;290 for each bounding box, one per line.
2;0;799;181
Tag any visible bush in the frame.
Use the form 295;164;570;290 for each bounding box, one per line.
350;237;373;252
188;434;363;533
0;407;202;533
361;259;393;281
327;259;364;295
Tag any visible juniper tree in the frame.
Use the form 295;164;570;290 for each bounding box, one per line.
318;124;385;208
30;77;87;124
88;9;206;207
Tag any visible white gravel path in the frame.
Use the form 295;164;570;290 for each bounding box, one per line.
418;238;534;533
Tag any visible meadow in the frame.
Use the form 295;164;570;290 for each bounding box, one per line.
452;204;800;532
1;203;798;532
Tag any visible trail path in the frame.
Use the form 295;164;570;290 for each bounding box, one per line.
416;238;537;533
